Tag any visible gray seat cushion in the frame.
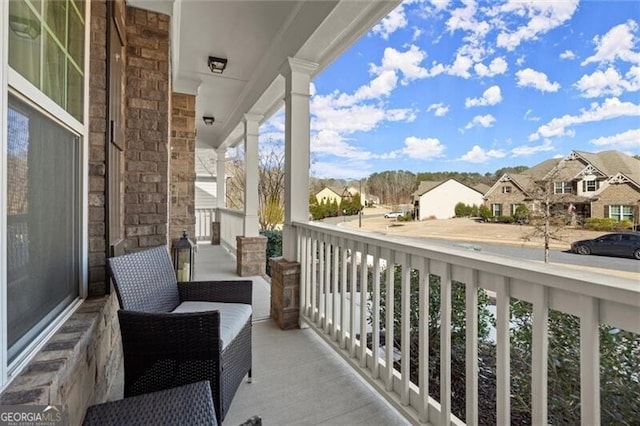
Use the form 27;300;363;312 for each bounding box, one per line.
172;302;252;350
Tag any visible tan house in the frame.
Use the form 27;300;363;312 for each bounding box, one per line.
314;187;344;206
484;150;640;224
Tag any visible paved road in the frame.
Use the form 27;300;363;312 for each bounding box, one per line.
321;216;639;275
394;234;639;275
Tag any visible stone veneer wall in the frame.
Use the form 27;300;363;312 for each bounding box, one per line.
0;295;122;426
88;0;108;297
591;183;640;219
169;93;196;241
123;7;170;251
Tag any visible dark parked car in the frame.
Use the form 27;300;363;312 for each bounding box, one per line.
571;232;640;260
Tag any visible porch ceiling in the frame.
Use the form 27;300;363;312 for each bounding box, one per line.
127;0;401;150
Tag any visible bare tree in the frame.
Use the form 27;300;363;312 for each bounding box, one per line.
523;166;574;263
367;170;416;208
223;140;286;230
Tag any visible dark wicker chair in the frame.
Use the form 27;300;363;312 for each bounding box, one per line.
107;245;253;422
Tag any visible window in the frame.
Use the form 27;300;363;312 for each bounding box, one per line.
609;205;633;222
7;94;81;362
8;0;85;121
511;204;524;215
554;182;572;194
502;186;511;193
492;203;502;216
582;180;598;192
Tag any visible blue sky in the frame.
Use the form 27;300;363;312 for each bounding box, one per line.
261;0;640;179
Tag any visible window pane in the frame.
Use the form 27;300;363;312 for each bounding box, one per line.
6;94;80;362
43;0;66;43
43;31;65;107
68;4;84;66
67;61;83;121
8;0;42;87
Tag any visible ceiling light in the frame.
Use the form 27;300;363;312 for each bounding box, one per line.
9;15;40;39
202;116;215;125
207;56;228;74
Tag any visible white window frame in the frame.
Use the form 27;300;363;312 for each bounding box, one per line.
492;203;502;216
609;205;633;222
1;0;90;390
554;181;571;194
502;186;511;193
584;180;597;192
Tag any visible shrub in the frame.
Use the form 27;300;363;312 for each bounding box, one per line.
584;218;633;231
496;215;515;224
454;202;468;217
478;205;492;221
398;211;413;222
513;205;530;224
259;229;282;276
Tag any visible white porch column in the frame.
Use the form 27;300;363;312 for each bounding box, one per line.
243;113;262;237
216;148;226;209
281;57;318;261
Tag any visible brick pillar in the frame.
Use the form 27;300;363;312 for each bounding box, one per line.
211;222;220;245
269;258;300;330
87;0;108;296
124;7;170;250
236;236;267;277
169;93;196;241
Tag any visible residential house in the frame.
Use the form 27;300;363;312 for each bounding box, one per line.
314;186;343;206
1;2;637;425
412;179;485;220
484;150;640;224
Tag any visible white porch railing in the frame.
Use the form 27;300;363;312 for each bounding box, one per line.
294;221;640;425
195;208;216;241
216;208;245;251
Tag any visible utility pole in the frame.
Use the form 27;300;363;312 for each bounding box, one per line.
359;179;362;228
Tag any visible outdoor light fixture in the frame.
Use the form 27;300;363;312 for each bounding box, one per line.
202;116;215;125
9;15;40;39
208;56;228;74
172;231;195;282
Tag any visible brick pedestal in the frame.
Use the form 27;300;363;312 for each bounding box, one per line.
236;236;267;276
211;222;220;245
269;257;300;330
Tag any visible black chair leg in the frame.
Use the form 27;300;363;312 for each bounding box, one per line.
248;369;252;383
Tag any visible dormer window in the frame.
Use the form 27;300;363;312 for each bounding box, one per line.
583;180;598;192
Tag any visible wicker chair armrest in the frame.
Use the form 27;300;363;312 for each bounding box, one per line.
178;280;252;305
118;310;221;360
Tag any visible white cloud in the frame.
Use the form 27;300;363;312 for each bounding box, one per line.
590;128;640;148
312;130;372;160
429;0;451;12
464;114;496;130
459;145;506;163
448;53;474;79
412;27;423;41
372;4;408;40
574;66;640;98
386;108;418;122
581;20;640;66
560;50;576;60
371;45;429;84
402;136;446;159
510;140;554;157
529;97;640;140
465;85;502;107
311;161;371;180
515;68;561;92
427;102;450;116
493;1;579;51
474;57;508;77
524;109;541;121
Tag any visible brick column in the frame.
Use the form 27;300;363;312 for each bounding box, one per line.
88;0;108;296
124;7;170;250
269;258;300;330
236;236;267;277
169;93;196;241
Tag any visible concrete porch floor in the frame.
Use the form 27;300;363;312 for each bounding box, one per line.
109;243;408;425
